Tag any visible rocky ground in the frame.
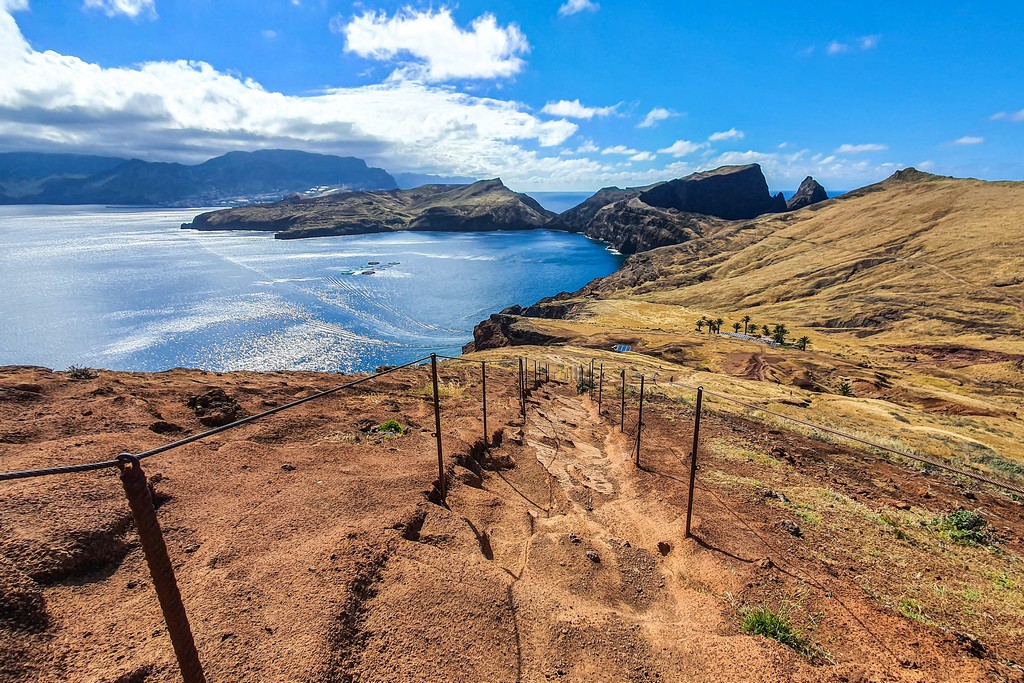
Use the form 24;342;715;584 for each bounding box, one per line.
2;362;1022;682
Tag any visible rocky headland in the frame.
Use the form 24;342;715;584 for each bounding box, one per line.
182;179;555;239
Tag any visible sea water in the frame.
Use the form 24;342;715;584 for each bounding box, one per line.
0;206;623;373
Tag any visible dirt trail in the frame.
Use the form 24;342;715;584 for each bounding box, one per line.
0;367;1014;682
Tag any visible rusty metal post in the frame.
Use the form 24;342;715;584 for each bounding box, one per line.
481;361;488;446
117;455;206;683
519;357;526;422
598;363;603;414
620;369;625;433
685;387;704;538
635;375;645;467
431;354;446;499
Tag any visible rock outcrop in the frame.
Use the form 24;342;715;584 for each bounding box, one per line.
548;164;821;255
182;179;555;239
786;176;829;210
638;164;783;220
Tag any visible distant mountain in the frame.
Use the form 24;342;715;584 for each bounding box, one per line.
183;179;555;239
393;172;478;189
0;149;396;206
549;164;828;253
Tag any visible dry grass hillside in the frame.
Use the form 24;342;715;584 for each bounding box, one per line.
473;170;1024;485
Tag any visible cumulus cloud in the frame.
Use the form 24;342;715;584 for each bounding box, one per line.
637;107;674;128
540;99;618;120
576;139;599;153
991;109;1024;122
629;151;655;162
601;145;638;155
558;0;598;17
953;136;984;145
337;7;528;82
827;35;879;56
82;0;156;19
0;5;586;186
261;29;278;40
708;127;744;142
835;143;887;154
657;140;706;157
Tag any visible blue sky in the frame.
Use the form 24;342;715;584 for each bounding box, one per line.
1;0;1021;191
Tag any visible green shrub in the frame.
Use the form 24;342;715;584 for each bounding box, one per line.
932;509;993;546
65;365;98;380
378;420;406;435
741;605;804;651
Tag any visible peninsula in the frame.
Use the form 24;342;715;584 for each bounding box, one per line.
182;179;555;239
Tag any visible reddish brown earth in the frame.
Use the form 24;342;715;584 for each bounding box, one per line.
1;364;1022;682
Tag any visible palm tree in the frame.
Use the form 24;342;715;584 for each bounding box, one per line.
796;336;810;351
761;324;770;337
771;323;788;345
732;322;742;333
696;319;705;332
742;315;752;335
715;318;725;334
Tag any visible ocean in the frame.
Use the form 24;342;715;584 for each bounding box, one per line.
0;206;623;373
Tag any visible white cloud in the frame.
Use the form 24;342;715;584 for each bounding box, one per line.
576;139;599;153
540;99;617;120
991;109;1024;122
658;140;706;157
261;29;278;40
82;0;156;19
558;0;599;17
637;107;674;128
708;127;744;142
918;160;936;171
601;145;638;155
629;151;655;162
953;136;984;145
859;35;880;50
827;41;848;55
827;35;879;56
835;143;887;154
337;7;529;82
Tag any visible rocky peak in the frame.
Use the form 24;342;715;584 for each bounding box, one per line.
638;164;779;220
786;176;829;211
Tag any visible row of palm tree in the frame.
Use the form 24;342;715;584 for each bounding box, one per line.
695;315;810;351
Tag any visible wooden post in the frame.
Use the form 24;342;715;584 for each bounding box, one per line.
431;354;446;499
620;369;625;433
117;455;206;683
685;387;704;538
598;363;603;414
635;375;645;467
481;361;487;446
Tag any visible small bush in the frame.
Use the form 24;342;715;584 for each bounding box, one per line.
837;380;854;397
378;420;406;436
898;597;927;623
932;509;994;546
741;605;804;651
66;365;98;380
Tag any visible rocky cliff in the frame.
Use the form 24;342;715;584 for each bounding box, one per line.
786;176;829;210
182;179;555;239
549;164;826;254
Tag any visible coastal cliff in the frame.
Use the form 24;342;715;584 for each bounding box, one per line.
548;164;826;254
182;179;555;238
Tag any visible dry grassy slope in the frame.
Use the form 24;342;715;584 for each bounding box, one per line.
479;171;1024;479
595;171;1024;341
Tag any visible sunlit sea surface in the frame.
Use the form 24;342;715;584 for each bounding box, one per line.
0;206;623;373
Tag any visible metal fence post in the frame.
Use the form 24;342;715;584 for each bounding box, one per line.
635;375;645;467
431;354;446;500
685;387;704;538
620;369;625;433
481;361;487;446
598;363;603;414
519;357;526;422
117;454;206;683
590;359;595;399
